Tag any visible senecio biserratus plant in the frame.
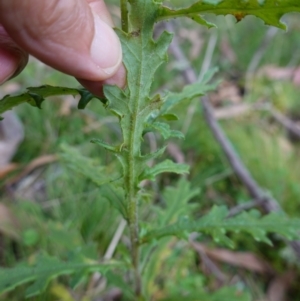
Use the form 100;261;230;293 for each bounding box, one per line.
1;1;300;300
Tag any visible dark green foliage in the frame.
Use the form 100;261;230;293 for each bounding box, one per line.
141;206;300;247
0;254;124;298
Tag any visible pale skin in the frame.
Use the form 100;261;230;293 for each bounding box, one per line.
0;0;126;96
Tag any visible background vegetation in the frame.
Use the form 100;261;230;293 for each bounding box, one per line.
1;2;300;300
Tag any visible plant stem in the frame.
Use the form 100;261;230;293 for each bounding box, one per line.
120;0;129;33
126;160;142;296
121;0;142;291
126;96;143;297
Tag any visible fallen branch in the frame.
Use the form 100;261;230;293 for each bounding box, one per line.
191;241;273;274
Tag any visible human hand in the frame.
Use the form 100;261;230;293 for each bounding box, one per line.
0;0;125;96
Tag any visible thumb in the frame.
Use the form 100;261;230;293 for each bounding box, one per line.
0;0;122;81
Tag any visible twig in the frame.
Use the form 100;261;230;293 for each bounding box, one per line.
270;107;300;139
6;154;58;186
167;142;185;164
88;218;127;295
190;240;228;283
167;21;300;258
227;200;264;218
104;218;127;260
202;96;280;210
214;103;253;120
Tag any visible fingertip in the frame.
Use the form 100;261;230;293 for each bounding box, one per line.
89;15;123;79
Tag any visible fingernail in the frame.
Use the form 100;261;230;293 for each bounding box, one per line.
90;15;122;77
0;57;18;84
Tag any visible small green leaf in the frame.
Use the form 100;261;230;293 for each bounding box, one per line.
145;122;184;140
22;229;39;247
140;160;189;181
189;15;216;28
91;139;122;153
161;113;179;121
139;146;167;162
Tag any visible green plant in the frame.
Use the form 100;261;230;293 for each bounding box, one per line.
1;1;300;300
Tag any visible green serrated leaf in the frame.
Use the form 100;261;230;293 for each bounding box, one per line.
0;254;124;297
141;206;300;246
0;85;103;117
160;74;219;117
140;160;189;181
158;0;300;30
